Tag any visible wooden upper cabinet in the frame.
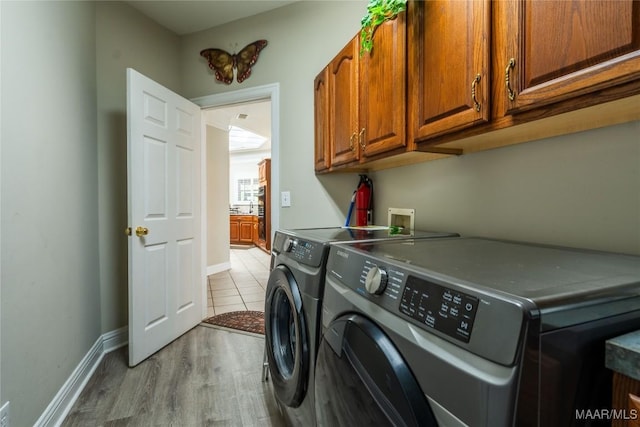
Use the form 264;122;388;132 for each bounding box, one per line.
359;12;407;159
258;158;270;184
329;36;360;167
504;0;640;114
408;0;491;145
314;67;330;172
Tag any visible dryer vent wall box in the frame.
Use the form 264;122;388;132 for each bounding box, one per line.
388;208;415;231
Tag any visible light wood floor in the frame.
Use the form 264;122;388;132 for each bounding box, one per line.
62;325;286;426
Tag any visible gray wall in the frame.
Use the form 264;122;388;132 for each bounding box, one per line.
1;1;183;424
1;2;99;425
373;121;640;255
180;0;368;229
96;1;182;333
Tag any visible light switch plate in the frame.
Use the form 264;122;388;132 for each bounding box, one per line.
281;191;291;207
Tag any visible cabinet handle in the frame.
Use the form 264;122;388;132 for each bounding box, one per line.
471;74;481;112
349;132;357;152
359;128;366;150
505;58;516;101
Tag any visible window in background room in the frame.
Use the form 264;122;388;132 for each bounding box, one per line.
236;177;259;203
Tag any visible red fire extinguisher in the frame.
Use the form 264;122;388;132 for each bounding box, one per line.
355;174;373;226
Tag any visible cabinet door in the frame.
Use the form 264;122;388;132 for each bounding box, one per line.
359;13;407;158
504;0;640;114
258;158;270;185
252;217;259;245
230;219;239;243
329;37;360;167
408;0;490;143
240;221;253;243
314;67;331;172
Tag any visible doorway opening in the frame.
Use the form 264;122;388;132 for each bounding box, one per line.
192;83;280;318
207;99;272;250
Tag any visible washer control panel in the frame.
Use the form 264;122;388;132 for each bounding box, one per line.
327;243;529;365
273;232;326;267
358;260;478;342
400;275;479;343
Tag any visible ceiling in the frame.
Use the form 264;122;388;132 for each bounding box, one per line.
125;0;299;35
206;100;272;152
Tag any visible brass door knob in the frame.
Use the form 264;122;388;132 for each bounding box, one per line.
135;226;149;237
125;227;132;236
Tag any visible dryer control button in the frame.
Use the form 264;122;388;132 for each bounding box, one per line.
365;267;388;295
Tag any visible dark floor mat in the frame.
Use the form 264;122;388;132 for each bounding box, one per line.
202;310;264;335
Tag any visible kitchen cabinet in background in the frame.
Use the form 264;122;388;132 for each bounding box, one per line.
258;158;270;183
252;215;259;246
229;215;255;245
230;217;239;243
229;159;270;250
257;158;271;252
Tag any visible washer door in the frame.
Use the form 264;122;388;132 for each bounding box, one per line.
264;265;309;408
315;314;437;426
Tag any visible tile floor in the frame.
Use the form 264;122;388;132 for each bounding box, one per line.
206;246;272;317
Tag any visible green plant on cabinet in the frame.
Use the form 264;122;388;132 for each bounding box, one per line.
360;0;407;55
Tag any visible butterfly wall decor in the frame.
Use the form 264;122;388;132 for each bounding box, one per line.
200;40;268;84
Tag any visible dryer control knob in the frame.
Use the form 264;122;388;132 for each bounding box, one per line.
365;266;388;295
283;237;295;252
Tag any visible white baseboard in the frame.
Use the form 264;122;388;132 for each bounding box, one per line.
101;327;128;353
34;327;128;427
207;261;231;276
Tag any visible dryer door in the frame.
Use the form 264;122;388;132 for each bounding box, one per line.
265;265;309;407
315;314;437;427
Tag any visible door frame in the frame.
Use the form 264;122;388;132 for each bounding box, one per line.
192;83;280;318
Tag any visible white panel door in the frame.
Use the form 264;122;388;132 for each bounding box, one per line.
127;68;203;366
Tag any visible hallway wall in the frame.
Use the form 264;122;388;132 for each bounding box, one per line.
1;2;99;425
207;125;230;268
